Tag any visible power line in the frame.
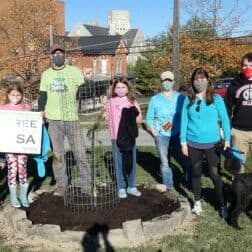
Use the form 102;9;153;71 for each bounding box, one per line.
1;33;252;62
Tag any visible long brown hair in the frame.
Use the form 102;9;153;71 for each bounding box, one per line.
111;77;136;103
187;67;214;107
5;82;24;104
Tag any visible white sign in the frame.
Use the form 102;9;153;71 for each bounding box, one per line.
0;111;43;154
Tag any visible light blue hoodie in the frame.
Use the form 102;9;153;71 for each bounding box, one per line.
146;91;185;137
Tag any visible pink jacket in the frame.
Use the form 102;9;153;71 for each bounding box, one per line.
0;103;31;111
106;97;141;139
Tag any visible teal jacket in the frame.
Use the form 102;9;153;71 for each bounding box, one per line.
146;92;185;137
180;94;231;144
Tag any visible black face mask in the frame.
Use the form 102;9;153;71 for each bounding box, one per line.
52;55;65;67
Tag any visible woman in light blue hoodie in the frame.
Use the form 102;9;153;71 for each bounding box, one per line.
180;67;231;219
146;71;190;191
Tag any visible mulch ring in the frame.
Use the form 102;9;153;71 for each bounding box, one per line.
23;185;180;231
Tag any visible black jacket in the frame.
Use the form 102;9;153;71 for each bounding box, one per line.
116;106;139;177
116;106;139;151
224;74;252;131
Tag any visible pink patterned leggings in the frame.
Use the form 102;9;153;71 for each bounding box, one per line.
6;154;28;186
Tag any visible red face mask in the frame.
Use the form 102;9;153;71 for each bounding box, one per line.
242;67;252;79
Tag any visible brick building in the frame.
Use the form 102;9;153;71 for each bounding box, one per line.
55;35;128;77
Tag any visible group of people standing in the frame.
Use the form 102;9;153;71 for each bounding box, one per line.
0;43;251;221
107;51;252;220
146;67;230;218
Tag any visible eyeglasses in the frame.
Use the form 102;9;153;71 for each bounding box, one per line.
196;100;201;112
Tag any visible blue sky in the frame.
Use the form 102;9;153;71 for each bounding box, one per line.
65;0;252;38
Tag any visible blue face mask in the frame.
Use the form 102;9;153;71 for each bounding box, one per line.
162;81;174;91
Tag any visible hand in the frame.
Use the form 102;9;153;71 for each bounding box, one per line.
41;111;46;118
181;143;188;156
83;67;93;80
0;163;5;169
101;111;108;121
224;141;230;150
147;126;157;137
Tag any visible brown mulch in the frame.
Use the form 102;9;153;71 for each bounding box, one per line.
24;185;180;231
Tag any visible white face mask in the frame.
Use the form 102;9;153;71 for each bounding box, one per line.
193;80;208;93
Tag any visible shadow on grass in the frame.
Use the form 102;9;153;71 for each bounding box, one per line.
137;150;162;184
81;223;115;252
0;167;8;202
28;156;56;193
137;148;194;205
170;161;192;200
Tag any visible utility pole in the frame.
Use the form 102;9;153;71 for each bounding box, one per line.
172;0;180;90
49;24;53;47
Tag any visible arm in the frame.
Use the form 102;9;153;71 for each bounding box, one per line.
215;95;231;149
76;67;92;100
83;67;93;81
224;84;235;118
102;100;110;122
0;154;5;169
38;91;47;112
146;97;157;136
180;98;189;156
134;100;142;124
180;97;189;145
38;71;48;115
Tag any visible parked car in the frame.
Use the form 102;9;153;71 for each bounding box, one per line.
212;77;234;98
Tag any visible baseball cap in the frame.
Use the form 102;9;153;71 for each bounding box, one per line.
160;71;174;81
50;43;65;54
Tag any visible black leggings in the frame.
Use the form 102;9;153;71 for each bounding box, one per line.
188;146;224;206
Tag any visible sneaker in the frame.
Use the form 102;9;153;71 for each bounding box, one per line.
53;186;64;197
118;188;127;199
126;187;141;197
192;200;202;216
220;206;228;219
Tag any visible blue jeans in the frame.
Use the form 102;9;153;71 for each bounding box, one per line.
111;140;136;190
155;136;173;189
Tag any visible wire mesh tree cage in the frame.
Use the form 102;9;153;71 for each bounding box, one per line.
60;77;118;213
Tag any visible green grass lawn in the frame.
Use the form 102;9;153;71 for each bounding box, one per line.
1;146;252;251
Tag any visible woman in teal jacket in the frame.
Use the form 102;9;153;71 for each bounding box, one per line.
180;67;231;218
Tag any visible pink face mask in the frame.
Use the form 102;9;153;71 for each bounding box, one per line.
114;88;128;97
242;67;252;79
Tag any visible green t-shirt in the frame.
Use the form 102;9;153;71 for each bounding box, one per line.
40;65;84;121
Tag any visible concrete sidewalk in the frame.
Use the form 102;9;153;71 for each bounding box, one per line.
82;128;155;147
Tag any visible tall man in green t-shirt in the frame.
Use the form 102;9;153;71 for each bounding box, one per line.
38;44;91;196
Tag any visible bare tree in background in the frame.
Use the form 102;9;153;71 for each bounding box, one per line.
183;0;251;36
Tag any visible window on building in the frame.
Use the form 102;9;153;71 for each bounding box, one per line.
101;59;107;74
115;58;122;73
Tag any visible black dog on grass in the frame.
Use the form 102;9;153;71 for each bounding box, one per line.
215;143;252;229
229;173;252;229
